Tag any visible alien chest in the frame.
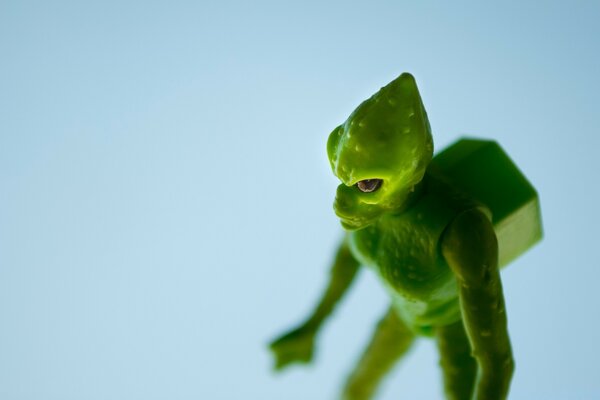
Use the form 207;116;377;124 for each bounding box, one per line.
349;217;454;301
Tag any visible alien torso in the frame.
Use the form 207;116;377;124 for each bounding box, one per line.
346;172;481;335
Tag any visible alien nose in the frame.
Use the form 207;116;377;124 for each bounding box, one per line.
334;185;357;217
333;198;348;217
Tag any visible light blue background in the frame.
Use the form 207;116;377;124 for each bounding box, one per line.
1;1;598;399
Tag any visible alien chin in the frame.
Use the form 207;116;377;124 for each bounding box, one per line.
336;214;377;231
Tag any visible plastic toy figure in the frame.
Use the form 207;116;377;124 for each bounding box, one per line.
269;73;542;400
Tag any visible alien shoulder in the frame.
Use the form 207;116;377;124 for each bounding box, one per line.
441;208;498;285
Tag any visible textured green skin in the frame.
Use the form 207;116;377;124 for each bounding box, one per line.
270;74;515;400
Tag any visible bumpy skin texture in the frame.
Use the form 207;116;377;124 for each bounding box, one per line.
270;74;515;400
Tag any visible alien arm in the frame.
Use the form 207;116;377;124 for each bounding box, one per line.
270;238;360;370
441;209;514;400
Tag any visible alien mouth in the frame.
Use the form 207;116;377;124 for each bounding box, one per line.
339;217;358;225
338;215;371;230
341;220;361;229
335;211;358;224
334;201;374;230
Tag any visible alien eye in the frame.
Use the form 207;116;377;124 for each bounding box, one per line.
356;179;382;193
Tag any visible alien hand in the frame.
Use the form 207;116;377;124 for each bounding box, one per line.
269;325;316;371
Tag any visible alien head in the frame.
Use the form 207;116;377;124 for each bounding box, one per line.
327;73;434;230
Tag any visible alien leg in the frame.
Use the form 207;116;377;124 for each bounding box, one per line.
341;307;415;400
434;320;477;400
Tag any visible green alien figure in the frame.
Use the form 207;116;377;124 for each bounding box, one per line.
270;73;542;400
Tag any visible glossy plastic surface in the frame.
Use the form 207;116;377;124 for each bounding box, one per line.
270;73;542;400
